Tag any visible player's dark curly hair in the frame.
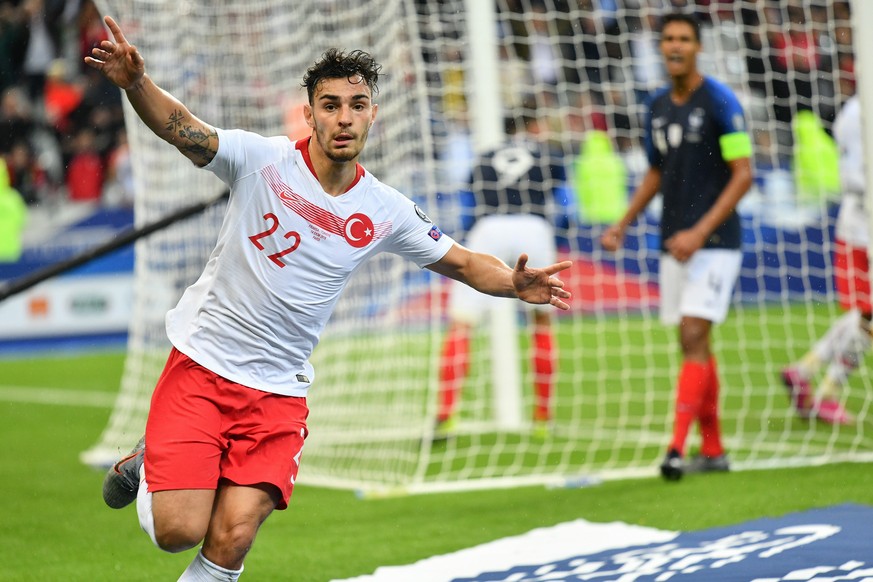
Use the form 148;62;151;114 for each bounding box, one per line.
660;12;701;42
302;48;382;104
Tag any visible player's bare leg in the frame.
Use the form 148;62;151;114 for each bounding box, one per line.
200;483;279;569
150;489;215;552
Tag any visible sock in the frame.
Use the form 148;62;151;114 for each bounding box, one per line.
177;550;243;581
437;326;470;421
532;326;555;422
698;356;724;458
669;360;710;456
820;321;871;399
136;464;160;548
801;310;861;377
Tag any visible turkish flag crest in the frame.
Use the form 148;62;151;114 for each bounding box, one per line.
344;213;375;247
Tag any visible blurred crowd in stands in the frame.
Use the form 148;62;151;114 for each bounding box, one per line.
1;0;131;209
423;0;854;197
0;0;858;215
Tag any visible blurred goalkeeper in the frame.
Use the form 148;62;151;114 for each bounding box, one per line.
86;15;571;581
600;12;753;481
782;94;868;425
434;110;566;440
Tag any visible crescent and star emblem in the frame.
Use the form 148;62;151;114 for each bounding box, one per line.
343;213;375;248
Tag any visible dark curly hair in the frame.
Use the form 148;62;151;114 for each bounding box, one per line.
660;12;701;43
302;48;382;104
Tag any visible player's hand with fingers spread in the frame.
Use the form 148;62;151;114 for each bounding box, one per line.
83;16;145;90
512;253;572;310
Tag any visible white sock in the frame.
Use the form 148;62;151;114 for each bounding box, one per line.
135;464;159;548
806;310;861;374
820;320;871;399
177;550;244;581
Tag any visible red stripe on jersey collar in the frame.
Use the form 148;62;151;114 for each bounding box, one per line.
295;137;365;194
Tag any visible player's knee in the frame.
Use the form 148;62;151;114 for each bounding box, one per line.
678;319;710;355
153;520;208;553
205;521;259;560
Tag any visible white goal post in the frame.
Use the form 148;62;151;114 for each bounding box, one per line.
83;0;873;496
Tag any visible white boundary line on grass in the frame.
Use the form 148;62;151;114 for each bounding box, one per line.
0;385;115;408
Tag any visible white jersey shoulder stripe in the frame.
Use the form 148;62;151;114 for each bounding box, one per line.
259;164;393;242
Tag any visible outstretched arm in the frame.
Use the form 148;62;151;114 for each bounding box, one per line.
426;243;572;310
84;15;218;167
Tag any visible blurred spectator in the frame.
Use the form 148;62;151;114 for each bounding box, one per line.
77;0;108;72
568;0;622;97
497;43;532;115
103;127;134;207
5;139;46;205
792;109;840;207
43;58;84;134
65;127;103;202
739;3;769;99
21;0;66;106
769;4;820;123
0;0;30;94
627;9;665;108
574;128;627;224
0;85;33;153
67;1;122;133
526;3;562;88
564;89;608;144
0;157;27;262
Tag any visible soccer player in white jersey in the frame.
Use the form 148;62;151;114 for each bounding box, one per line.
85;15;571;581
782;94;869;425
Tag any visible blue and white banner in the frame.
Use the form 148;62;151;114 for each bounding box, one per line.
335;504;873;582
0;206;135;342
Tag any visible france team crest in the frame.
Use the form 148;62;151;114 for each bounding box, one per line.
336;504;873;582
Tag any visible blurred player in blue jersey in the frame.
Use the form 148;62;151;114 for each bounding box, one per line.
782;94;869;425
435;110;566;439
601;12;753;481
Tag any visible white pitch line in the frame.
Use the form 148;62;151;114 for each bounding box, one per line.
0;385;116;408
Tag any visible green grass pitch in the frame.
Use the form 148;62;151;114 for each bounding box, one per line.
1;335;872;580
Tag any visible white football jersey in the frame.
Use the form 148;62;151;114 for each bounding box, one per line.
833;96;868;246
166;128;454;396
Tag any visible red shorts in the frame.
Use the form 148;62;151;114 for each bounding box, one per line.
144;348;309;510
834;239;872;313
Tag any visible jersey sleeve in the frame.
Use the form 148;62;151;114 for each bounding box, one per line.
643;104;662;168
202;128;290;186
710;82;753;162
834;97;865;194
383;196;455;268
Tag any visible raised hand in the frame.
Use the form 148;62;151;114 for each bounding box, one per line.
84;16;145;90
512;254;572;310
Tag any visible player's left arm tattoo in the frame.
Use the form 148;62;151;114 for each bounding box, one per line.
165;109;218;166
178;125;217;166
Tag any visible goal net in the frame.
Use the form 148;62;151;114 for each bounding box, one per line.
84;0;873;495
